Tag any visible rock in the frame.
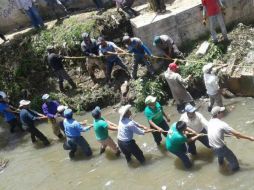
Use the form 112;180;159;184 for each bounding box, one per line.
196;41;210;56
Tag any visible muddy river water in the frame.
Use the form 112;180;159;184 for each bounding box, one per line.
0;97;254;190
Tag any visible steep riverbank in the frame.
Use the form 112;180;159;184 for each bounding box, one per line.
0;8;254;112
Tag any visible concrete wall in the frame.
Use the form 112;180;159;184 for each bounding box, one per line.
131;0;254;52
0;0;113;33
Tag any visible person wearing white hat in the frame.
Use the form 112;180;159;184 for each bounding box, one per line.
0;95;23;133
144;96;170;145
118;104;153;164
56;105;68;132
180;104;210;155
19;100;50;146
42;94;64;139
208;106;254;172
203;63;227;112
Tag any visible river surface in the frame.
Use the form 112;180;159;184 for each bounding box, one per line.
0;97;254;190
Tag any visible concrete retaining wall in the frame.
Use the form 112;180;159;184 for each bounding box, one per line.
131;0;254;52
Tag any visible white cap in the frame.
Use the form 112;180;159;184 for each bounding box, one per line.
211;106;225;116
145;96;157;105
118;104;132;120
42;94;50;100
57;105;68;112
19;100;31;107
185;104;197;113
202;63;213;73
0;91;7;99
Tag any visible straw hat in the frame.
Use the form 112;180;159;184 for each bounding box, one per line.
118;104;131;119
185;104;197;113
42;94;50;100
19;100;31;107
57;105;68;112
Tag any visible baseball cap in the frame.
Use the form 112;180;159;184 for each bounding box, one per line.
211;106;225;116
168;62;179;72
19;100;31;107
145;96;157;105
91;106;101;118
57;105;68;112
122;35;130;43
153;36;160;46
202;63;213;73
82;32;89;38
64;108;73;119
0;91;7;99
118;104;132;120
185;104;197;113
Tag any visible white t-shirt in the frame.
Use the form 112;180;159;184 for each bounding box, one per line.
207;118;233;149
180;112;208;133
203;73;220;95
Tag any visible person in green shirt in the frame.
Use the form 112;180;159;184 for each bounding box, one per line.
166;121;205;169
92;106;121;156
144;96;171;145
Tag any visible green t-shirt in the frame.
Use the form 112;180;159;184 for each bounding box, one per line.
166;123;187;153
93;117;109;141
144;102;164;125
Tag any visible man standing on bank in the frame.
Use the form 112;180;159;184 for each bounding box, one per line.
98;37;130;83
153;35;184;59
122;35;155;79
202;0;228;43
144;96;170;146
42;94;64;139
208;106;254;172
47;46;76;92
19;100;50;146
118;104;154;164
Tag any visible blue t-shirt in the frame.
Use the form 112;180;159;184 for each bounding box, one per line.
99;41;119;62
64;118;90;138
0;102;16;122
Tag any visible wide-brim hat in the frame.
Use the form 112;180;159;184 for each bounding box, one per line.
211;106;225;116
19;100;31;107
42;94;50;100
57;105;68;112
118;104;131;119
202;63;213;73
145;96;157;105
0;91;7;99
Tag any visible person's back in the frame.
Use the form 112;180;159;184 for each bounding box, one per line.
93;117;109;141
180;112;207;133
64;118;83;137
47;53;64;71
20;108;36;127
207;118;232;149
166;123;187;153
0;102;16;122
203;72;219;95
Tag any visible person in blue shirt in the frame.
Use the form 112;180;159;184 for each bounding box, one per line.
63;109;93;159
19;100;50;146
42;94;64;139
122;35;155;79
0;95;23;133
98;36;130;83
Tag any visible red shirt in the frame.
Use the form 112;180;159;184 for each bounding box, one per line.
202;0;221;16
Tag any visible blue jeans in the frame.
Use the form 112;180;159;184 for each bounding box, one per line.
25;6;44;28
67;136;92;156
151;119;169;145
171;144;192;169
208;13;228;42
213;145;239;171
106;57;129;81
187;128;210;155
132;54;154;79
